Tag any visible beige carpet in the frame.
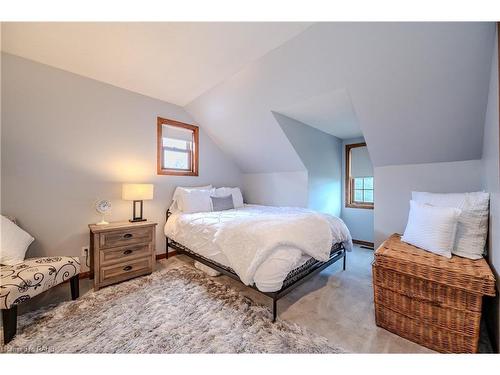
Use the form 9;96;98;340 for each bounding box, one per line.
1;265;344;353
193;245;434;353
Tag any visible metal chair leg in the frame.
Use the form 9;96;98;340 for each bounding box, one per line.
2;305;17;345
70;275;79;300
343;252;346;271
272;297;277;323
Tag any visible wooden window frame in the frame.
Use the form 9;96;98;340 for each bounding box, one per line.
345;142;374;210
157;117;199;176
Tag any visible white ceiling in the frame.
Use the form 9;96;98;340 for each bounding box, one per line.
1;22;495;173
276;88;362;139
187;22;494;171
1;22;312;106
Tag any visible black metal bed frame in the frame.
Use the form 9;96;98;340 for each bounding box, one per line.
165;210;346;322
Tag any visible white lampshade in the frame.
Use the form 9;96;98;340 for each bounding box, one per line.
122;184;154;201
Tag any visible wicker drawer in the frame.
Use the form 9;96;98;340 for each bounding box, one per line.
99;257;152;286
99;227;152;249
100;243;152;266
375;303;478;353
372;265;483;312
373;281;481;336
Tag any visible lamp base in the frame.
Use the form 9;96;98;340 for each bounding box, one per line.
129;200;147;223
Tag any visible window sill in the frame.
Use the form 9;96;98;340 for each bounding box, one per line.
346;203;374;210
157;169;198;176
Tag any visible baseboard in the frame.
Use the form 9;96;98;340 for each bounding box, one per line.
156;251;177;260
77;252;178;279
79;271;90;279
352;239;374;249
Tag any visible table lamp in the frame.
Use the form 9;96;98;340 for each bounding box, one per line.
122;183;154;222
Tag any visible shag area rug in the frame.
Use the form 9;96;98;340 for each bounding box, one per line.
1;265;344;353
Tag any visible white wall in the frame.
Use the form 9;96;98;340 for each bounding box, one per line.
242;171;308;207
481;28;500;351
273;112;343;216
341;137;374;243
242;113;344;216
374;160;483;248
1;53;242;269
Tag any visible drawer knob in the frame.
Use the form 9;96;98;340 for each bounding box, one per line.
123;233;133;239
123;265;133;271
123;249;133;255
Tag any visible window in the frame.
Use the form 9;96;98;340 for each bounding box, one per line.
157;117;199;176
345;142;374;209
353;176;374;204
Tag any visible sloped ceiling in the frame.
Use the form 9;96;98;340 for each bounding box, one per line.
186;22;495;171
2;22;495;173
276;88;362;139
1;22;312;106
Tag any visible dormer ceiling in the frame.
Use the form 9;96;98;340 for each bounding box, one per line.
2;22;495;173
275;88;362;140
187;22;495;170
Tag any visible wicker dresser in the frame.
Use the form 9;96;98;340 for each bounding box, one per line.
373;234;496;353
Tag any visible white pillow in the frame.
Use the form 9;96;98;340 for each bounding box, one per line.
213;187;244;208
402;200;461;259
1;215;35;265
412;191;489;259
178;189;213;214
170;185;213;211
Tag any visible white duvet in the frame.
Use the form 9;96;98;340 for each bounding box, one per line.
164;205;352;291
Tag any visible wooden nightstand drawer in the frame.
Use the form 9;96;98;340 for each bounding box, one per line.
100;257;152;287
100;243;152;266
99;227;152;249
89;221;157;291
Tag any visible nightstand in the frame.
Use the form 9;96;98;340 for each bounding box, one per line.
88;221;158;291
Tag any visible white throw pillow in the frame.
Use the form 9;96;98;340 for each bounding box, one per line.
412;191;489;259
178;189;213;214
213;187;244;208
1;215;35;265
402;200;461;259
170;185;213;211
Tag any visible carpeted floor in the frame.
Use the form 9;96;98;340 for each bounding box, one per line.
203;245;435;353
1;265;344;353
5;245;492;353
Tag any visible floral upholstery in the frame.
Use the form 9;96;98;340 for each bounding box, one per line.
0;257;80;310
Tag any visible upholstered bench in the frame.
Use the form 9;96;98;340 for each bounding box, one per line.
1;256;80;344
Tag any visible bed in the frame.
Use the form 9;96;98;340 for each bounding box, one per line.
164;203;353;321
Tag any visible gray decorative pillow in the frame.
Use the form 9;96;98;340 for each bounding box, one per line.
211;195;234;211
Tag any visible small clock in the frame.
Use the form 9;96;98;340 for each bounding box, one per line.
95;199;112;225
